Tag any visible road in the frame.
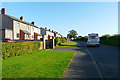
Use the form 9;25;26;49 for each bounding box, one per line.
53;41;119;79
74;41;119;79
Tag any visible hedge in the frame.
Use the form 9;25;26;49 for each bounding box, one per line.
1;41;40;59
55;37;66;46
100;34;120;47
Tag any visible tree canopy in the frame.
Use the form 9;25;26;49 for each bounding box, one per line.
68;30;78;39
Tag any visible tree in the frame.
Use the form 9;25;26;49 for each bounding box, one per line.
68;30;78;39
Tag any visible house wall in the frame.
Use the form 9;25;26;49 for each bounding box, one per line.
46;31;54;40
34;27;41;40
5;29;13;39
0;14;13;29
31;26;41;40
56;34;62;38
13;20;31;40
0;29;5;38
30;26;34;40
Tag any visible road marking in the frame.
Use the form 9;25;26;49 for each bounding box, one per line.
85;48;104;79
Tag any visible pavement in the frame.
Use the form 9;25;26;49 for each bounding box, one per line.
53;41;119;79
53;45;102;79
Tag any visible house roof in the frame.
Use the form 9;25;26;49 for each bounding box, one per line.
5;14;39;28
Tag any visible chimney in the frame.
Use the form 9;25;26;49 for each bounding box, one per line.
31;21;34;25
1;8;6;14
49;29;50;31
20;16;24;21
52;30;53;32
45;27;47;30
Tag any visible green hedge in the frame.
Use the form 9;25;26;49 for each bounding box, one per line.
75;36;87;41
100;34;120;47
55;37;66;46
1;41;40;59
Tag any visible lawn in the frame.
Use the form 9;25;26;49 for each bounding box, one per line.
59;40;78;48
2;50;75;78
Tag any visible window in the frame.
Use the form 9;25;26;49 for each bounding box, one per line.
16;23;20;28
26;34;29;38
7;32;11;38
26;26;29;31
17;33;20;38
89;36;98;39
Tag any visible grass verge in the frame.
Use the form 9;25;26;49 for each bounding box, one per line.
2;50;75;78
58;41;78;48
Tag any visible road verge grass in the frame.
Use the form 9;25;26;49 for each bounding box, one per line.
2;50;75;78
58;41;78;48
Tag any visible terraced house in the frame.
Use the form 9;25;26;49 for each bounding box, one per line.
40;27;54;40
0;8;41;40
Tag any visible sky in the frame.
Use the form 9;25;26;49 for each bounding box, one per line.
1;2;118;37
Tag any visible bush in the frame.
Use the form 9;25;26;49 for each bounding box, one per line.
55;37;61;46
60;38;66;43
55;37;66;46
1;41;40;59
100;34;120;47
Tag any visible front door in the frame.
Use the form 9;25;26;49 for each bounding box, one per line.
34;33;37;40
20;30;25;40
48;35;50;40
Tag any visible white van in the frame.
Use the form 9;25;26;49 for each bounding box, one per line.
87;33;100;47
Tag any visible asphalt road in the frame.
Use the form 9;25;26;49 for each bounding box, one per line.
74;41;119;79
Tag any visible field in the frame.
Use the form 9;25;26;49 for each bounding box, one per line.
2;50;75;78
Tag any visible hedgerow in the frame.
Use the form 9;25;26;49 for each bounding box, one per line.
1;41;40;59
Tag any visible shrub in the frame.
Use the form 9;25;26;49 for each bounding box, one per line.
1;41;40;59
55;37;61;46
60;38;66;43
55;37;66;46
100;34;120;47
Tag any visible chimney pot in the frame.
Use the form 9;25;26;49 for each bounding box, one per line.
49;29;50;31
31;21;34;25
45;27;47;30
1;8;6;14
20;16;24;21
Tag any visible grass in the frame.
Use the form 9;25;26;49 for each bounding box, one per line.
59;40;78;48
2;50;75;78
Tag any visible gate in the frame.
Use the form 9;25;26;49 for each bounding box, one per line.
46;39;53;49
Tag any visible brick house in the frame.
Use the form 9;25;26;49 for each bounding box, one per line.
0;8;41;40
